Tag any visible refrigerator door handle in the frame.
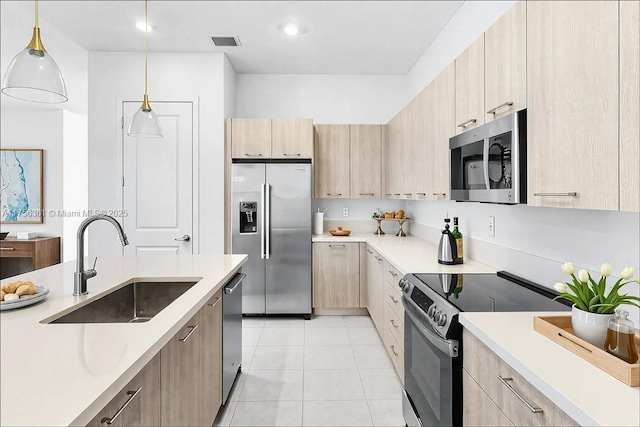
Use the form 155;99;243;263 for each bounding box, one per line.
260;182;266;259
265;182;271;260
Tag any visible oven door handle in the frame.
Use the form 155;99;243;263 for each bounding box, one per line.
403;298;459;358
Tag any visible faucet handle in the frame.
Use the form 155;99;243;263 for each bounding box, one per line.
92;257;98;270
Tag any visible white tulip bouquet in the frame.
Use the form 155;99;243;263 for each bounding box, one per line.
554;263;640;314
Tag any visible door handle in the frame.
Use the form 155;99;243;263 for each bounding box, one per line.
100;387;143;425
261;183;266;260
175;234;191;242
225;273;246;294
179;324;199;342
457;118;477;128
265;183;271;260
498;376;543;413
487;101;513;115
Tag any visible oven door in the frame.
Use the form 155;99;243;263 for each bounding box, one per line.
403;298;459;427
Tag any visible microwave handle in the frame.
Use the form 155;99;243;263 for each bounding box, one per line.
483;138;491;190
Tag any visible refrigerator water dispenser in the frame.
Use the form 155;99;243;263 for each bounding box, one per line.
239;202;257;234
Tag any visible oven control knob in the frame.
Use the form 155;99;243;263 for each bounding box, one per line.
427;306;436;318
398;279;408;291
437;313;447;327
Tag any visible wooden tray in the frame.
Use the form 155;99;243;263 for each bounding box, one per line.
534;315;639;387
329;229;351;236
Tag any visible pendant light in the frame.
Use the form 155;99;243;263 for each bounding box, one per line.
1;0;68;103
128;0;162;138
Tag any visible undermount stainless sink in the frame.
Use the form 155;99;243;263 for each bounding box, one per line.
46;280;199;324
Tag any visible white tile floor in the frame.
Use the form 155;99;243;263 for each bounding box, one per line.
214;315;405;427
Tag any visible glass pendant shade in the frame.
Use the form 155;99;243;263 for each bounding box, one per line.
128;98;163;138
2;29;67;103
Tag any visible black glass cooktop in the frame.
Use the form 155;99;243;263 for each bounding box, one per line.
412;272;571;313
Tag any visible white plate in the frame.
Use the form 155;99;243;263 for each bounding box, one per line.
0;285;49;311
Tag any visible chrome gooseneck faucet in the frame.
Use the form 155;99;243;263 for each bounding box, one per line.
74;215;129;296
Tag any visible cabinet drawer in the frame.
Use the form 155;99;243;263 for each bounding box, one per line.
385;325;404;384
384;260;402;289
384;301;404;350
385;281;404;322
0;242;33;258
88;354;161;426
463;368;513;427
313;242;360;308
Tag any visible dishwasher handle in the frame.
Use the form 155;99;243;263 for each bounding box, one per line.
225;272;246;294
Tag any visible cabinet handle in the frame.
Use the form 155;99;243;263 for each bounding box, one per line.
389;295;399;304
179;324;199;343
416;192;426;196
100;387;143;425
390;345;398;356
359;193;374;196
0;247;15;251
457;118;477;128
326;193;342;196
385;193;392;196
394;193;401;196
244;153;263;157
388;270;398;277
208;297;222;307
329;244;346;248
283;153;301;156
403;193;412;196
390;319;399;329
432;192;446;196
498;376;543;413
486;101;514;115
366;249;373;254
533;192;577;197
375;256;382;262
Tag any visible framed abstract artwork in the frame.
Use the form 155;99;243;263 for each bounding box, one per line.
1;149;44;224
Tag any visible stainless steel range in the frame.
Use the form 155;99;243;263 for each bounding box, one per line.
399;272;570;426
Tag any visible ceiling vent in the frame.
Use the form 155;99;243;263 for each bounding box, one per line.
210;36;241;47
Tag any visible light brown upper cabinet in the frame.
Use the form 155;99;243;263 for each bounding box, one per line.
455;35;485;134
314;125;350;198
484;1;526;121
272;119;314;159
426;63;456;200
620;0;640;212
411;88;430;199
527;0;619;210
350;125;383;198
231;119;313;160
231;119;271;159
384;110;405;198
402;98;420;199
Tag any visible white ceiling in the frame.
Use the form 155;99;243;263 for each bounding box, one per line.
28;0;464;75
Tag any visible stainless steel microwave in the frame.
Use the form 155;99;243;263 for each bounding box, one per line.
449;110;526;204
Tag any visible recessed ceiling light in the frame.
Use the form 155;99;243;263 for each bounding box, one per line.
136;21;153;32
283;24;299;36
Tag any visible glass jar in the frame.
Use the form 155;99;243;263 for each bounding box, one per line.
604;309;638;363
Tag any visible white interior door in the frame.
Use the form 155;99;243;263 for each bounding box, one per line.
122;102;193;256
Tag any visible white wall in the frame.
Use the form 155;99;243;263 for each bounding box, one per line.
0;109;64;237
405;0;516;100
62;110;88;261
224;56;237;119
88;52;227;258
236;74;408;124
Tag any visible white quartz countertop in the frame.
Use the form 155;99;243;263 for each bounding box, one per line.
0;254;247;427
460;312;640;427
312;232;496;275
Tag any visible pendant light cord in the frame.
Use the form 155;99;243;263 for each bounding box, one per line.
35;0;38;28
144;0;148;97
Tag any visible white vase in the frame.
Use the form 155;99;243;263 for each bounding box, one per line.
571;305;613;349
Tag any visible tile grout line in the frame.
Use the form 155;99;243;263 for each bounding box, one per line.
349;316;376;426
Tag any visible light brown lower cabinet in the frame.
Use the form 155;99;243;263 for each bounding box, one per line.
463;329;578;427
87;290;224;427
463;368;513;427
162;289;223;427
313;242;361;308
87;354;161;427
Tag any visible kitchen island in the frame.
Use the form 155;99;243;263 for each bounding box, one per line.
0;254;247;426
461;312;640;427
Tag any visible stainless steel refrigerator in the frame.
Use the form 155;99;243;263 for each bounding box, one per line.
231;161;312;317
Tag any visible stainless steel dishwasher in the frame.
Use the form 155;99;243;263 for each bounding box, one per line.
222;272;245;404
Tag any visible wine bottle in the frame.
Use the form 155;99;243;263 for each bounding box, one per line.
452;217;464;264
